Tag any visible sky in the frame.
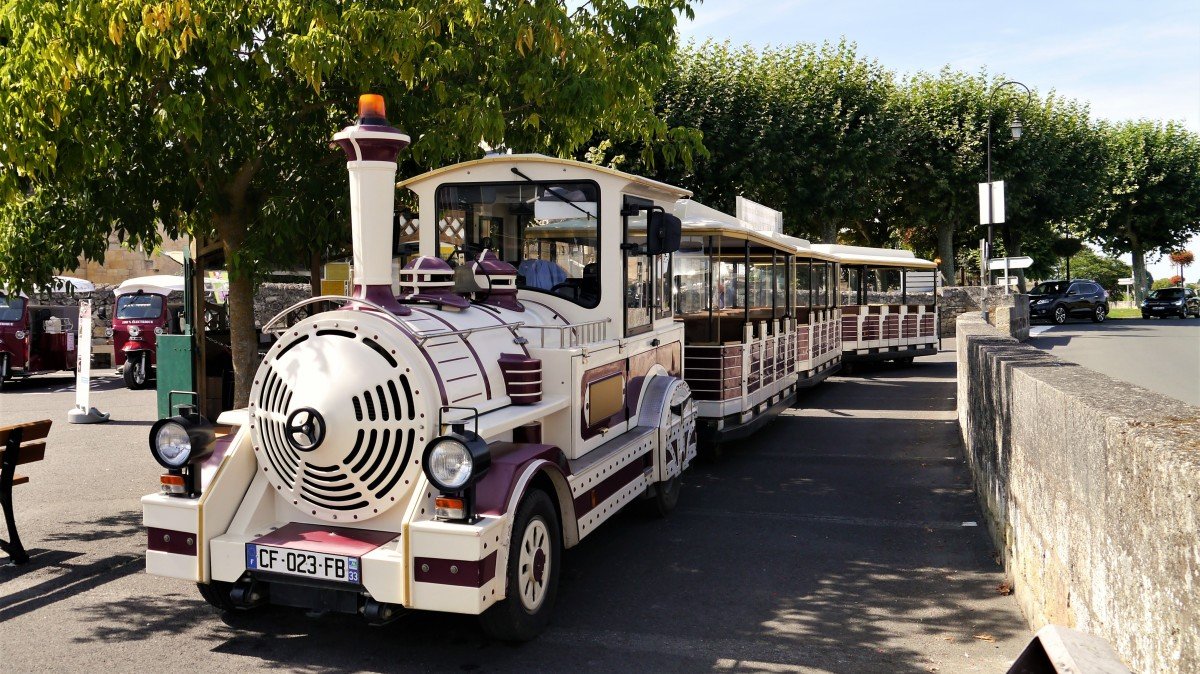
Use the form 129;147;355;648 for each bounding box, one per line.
678;0;1200;282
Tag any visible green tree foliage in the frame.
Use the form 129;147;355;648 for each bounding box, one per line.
1085;121;1200;302
598;40;902;245
0;0;699;404
1053;247;1130;291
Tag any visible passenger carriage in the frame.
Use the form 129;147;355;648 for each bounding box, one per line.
813;244;940;365
672;201;842;444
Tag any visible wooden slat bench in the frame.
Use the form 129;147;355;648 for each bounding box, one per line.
1;419;51;564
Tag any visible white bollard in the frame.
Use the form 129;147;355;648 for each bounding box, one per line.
67;300;110;424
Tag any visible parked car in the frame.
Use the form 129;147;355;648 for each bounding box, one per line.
1028;279;1109;324
1141;287;1200;319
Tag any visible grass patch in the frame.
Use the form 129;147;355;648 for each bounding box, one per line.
1107;307;1141;319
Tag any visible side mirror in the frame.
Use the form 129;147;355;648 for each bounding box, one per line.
646;212;682;256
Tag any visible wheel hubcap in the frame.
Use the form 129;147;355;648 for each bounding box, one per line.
518;518;550;612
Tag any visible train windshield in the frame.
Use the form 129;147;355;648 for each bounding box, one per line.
0;296;25;322
117;294;164;319
435;181;601;307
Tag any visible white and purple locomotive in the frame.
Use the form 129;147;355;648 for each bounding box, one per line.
141;96;698;640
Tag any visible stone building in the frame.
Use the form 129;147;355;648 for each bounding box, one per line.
62;228;187;285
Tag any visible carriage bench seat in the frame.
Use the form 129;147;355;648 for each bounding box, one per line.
0;419;51;564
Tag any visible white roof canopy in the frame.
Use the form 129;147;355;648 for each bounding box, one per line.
115;275;186;296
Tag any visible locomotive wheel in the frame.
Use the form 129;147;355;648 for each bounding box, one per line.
124;354;149;389
647;474;682;517
479;489;561;642
197;580;238;612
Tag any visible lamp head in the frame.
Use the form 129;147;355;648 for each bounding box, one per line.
1010;116;1024;140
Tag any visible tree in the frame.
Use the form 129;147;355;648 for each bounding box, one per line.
0;0;699;405
1053;247;1130;292
1085;121;1200;302
594;40;903;245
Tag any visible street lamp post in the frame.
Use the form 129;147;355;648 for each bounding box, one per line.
984;80;1033;284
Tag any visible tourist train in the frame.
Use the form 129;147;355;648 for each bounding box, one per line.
141;95;937;639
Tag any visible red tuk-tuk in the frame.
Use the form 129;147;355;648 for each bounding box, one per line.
0;277;91;391
111;275;186;389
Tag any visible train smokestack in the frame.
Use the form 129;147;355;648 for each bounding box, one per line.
332;95;411;312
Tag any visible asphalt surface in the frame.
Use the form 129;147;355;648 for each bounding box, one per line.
0;351;1027;672
1028;317;1200;406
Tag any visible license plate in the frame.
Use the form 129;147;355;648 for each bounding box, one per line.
246;544;360;583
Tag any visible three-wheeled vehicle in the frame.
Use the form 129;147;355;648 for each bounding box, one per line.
111;275;186;389
0;276;93;391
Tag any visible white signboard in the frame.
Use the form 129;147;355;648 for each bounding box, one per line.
75;301;92;410
735;196;783;235
978;180;1006;225
996;276;1020;286
987;256;1033;271
1118;277;1134;286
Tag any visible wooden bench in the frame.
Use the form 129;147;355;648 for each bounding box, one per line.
0;420;51;564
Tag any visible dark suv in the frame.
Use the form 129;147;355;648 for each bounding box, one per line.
1029;279;1109;324
1141;287;1200;319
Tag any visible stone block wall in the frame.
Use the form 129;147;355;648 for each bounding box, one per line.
956;314;1200;672
937;285;1018;337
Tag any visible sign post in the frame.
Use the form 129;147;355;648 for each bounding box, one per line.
67;300;110;424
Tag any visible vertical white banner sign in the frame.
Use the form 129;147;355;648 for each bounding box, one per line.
76;300;92;410
977;180;1006;225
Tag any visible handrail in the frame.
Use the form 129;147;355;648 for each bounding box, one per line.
412;321;525;346
519;317;611;349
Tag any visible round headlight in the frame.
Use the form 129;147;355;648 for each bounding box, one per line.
154;326;164;335
104;327;114;338
14;330;25;340
152;421;192;468
128;325;141;337
426;438;473;491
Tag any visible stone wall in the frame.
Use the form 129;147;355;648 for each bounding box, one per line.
63;229;187;286
936;285;1018;337
956;314;1200;673
987;293;1030;340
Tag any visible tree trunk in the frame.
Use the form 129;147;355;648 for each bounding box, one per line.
215;214;259;409
936;221;955;286
818;221;838;244
1131;241;1147;304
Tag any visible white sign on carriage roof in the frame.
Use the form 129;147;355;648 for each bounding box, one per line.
735;195;783;235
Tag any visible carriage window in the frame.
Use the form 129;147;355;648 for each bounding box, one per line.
0;296;25;322
904;268;937;305
840;266;861;306
747;244;775;329
811;262;829;308
116;294;164;319
435;181;600;307
624;201;652;335
866;267;903;305
795;259;811;308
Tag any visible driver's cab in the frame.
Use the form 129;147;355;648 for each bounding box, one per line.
399;155;689;339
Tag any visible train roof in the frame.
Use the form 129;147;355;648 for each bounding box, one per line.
810;243;938;269
674;200;841;261
398;154;692;201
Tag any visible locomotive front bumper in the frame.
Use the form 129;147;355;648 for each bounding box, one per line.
203;516;506;615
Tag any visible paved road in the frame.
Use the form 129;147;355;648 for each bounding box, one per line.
1029;318;1200;406
0;353;1026;672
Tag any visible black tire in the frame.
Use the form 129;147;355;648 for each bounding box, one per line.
646;475;682;518
124;353;149;389
1142;314;1151;320
197;580;238;612
1092;304;1107;323
0;355;7;392
895;356;915;365
479;490;561;642
1052;305;1068;325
